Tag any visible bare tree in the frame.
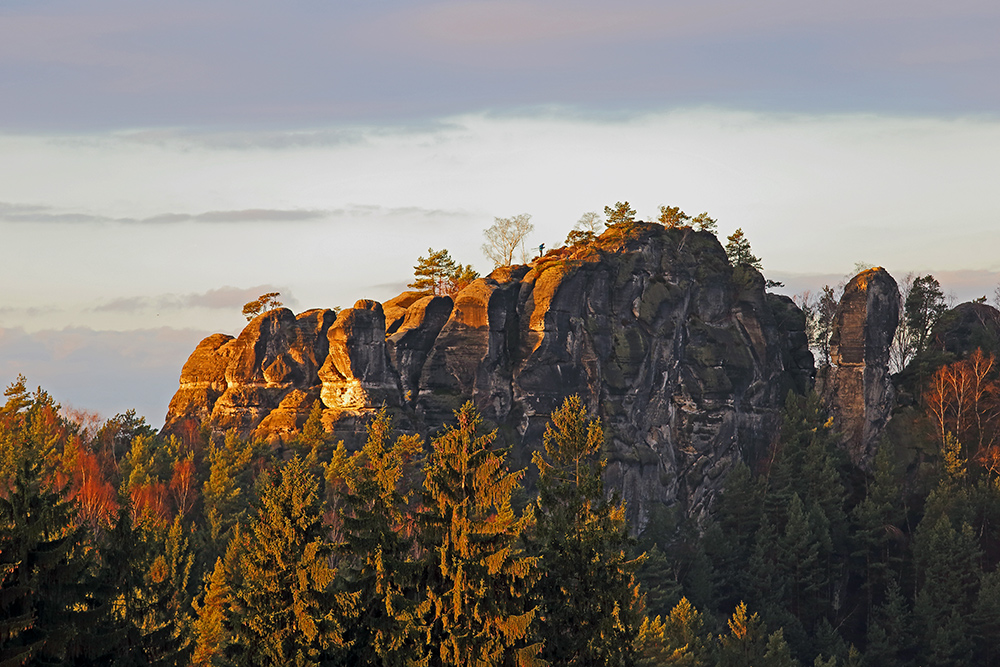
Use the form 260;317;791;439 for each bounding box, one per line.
482;214;534;267
575;211;604;235
564;211;604;246
889;273;916;374
794;286;838;367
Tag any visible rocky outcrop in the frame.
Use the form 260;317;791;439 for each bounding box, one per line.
819;268;899;467
163;307;338;439
933;302;1000;358
165;223;814;528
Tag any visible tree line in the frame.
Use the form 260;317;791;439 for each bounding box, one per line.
1;379;802;666
409;201;774;299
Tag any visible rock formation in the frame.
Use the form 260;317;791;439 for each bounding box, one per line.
164;223;814;528
819;268;899;467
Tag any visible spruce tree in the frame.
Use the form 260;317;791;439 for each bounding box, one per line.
414;402;542;667
0;455;96;665
230;457;355;667
913;515;981;666
191;558;233;667
531;394;641;665
333;408;424;666
0;379;99;665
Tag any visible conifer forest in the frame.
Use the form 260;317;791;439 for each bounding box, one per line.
5;224;1000;665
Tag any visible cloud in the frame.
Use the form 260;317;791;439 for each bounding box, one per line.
92;285;298;314
2;0;1000;130
154;209;328;223
0;202;326;225
114;127;371;150
0;200;468;225
0;325;211;426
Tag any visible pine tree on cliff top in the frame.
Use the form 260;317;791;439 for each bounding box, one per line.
414;402;542;667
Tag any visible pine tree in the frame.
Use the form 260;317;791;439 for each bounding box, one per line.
605;201;637;227
409;248;479;297
657;205;691;228
414;402;542;667
724;228;762;270
531;395;641;665
230;457;355;666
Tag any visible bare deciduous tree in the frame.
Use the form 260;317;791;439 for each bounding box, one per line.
575;211;604;235
482;213;534;267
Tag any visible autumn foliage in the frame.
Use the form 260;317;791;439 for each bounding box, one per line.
923;347;1000;470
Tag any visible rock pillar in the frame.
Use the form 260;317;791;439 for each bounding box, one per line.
821;268;899;466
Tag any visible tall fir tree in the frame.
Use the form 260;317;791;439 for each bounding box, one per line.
414;402;542;667
0;455;97;665
530;394;642;666
230;456;356;667
331;408;424;666
0;378;100;665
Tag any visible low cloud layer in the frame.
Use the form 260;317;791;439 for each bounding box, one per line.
0;201;466;226
0;326;210;427
91;285;298;314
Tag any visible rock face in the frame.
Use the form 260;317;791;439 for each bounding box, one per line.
820;268;899;467
164;224;814;528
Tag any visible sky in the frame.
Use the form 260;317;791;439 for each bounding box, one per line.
2;0;999;426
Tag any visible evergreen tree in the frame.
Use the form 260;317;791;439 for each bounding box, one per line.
690;212;718;234
409;248;479;296
724;228;762;270
657;205;690;228
333;409;424;666
230;457;355;666
414;402;542;666
0;378;100;665
904;275;946;356
716;602;799;667
531;395;641;665
864;576;914;667
0;455;97;665
851;440;906;616
605;201;637;226
913;515;981;666
203;431;262;543
704;461;765;611
191;557;233;667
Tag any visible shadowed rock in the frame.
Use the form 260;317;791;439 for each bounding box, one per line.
820;268;899;467
164;224;815;528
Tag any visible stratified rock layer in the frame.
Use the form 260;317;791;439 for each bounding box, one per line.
820;268;899;467
164;224;814;527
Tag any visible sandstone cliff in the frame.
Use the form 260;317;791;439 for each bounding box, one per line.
819;268;899;467
164;223;814;527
